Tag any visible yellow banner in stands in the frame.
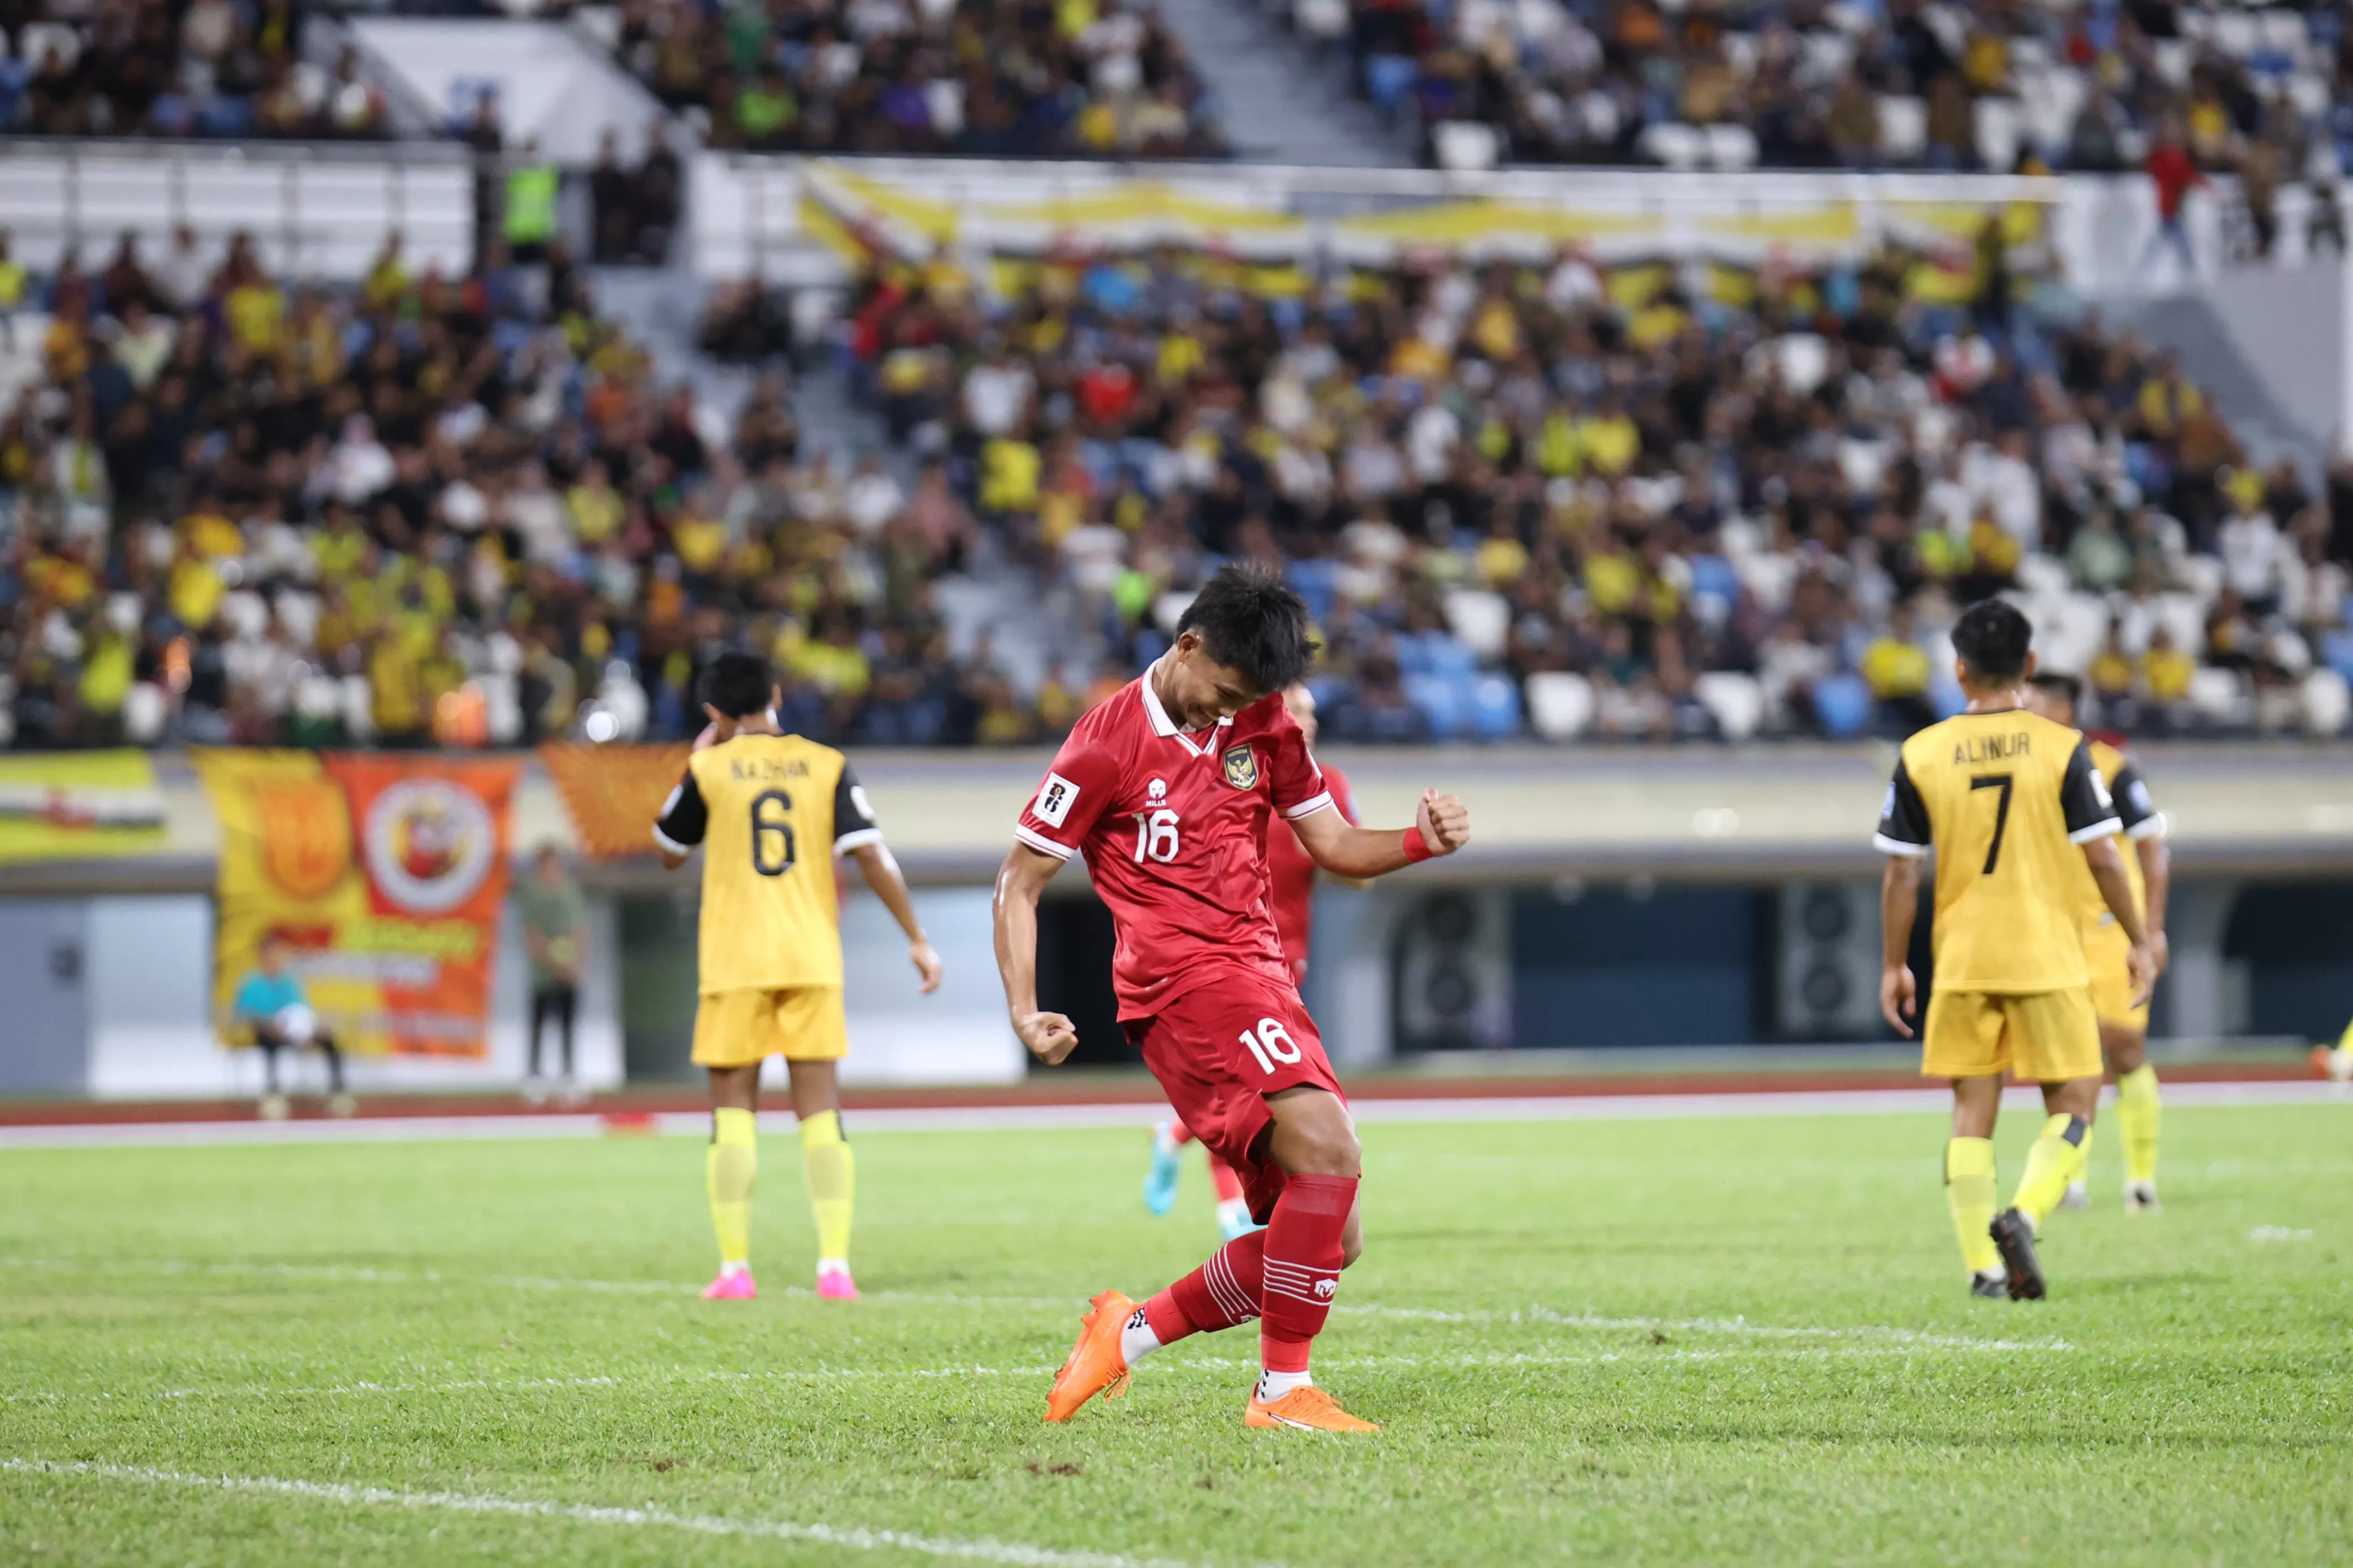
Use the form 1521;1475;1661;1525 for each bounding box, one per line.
0;750;167;862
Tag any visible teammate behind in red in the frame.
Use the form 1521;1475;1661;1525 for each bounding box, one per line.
994;565;1469;1433
1144;683;1359;1242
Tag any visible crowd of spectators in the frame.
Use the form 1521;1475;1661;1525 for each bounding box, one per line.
7;214;2352;752
829;228;2353;742
1303;0;2350;193
0;0;391;139
608;0;1228;159
0;225;1002;750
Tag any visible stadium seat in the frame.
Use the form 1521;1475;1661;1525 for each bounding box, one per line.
1812;673;1872;738
2188;667;2252;728
2302;669;2350;737
1972;96;2021;172
1639;122;1704;170
1701;124;1759;171
1524;672;1596;741
1433;121;1501;172
1693;671;1765;741
1469;673;1523;738
1405;672;1469;739
1878;96;1927;161
1365;55;1420;116
1442;589;1511;659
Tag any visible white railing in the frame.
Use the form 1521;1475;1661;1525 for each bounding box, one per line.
0;140;474;281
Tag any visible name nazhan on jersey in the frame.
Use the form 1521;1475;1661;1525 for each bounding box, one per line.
1954;731;2033;765
726;755;811;783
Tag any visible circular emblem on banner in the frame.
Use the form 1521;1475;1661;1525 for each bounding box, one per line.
362;778;496;914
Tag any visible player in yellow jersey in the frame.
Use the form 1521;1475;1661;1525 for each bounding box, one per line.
1874;601;2152;1301
655;652;942;1302
2025;674;2171;1212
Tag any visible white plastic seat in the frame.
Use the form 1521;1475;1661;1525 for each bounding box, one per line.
1433;120;1501;172
1525;671;1596;741
1639;122;1704;170
1878;96;1927;161
1694;670;1765;740
1703;123;1759;171
2187;666;2251;726
1442;588;1511;659
2303;668;2351;737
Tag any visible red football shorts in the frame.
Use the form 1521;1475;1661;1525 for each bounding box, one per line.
1124;971;1344;1224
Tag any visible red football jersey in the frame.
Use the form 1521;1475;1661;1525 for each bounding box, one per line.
1016;675;1334;1021
1265;761;1356;970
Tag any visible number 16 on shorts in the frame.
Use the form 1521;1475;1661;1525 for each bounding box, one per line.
1240;1017;1303;1074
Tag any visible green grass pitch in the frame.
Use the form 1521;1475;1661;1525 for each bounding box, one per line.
2;1103;2347;1565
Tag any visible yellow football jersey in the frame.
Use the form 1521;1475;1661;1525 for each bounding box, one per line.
1874;708;2122;994
2066;739;2164;932
653;732;884;992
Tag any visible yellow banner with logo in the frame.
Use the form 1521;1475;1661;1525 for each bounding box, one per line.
193;750;520;1058
0;750;167;861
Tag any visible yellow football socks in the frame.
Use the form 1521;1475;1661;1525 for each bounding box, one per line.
707;1107;757;1268
2115;1065;2161;1186
800;1109;855;1265
1945;1137;2001;1275
2012;1113;2089;1224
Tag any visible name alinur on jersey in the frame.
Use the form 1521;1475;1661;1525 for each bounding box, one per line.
1953;732;2031;766
727;757;811;781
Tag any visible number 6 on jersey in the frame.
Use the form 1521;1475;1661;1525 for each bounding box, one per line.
1239;1016;1302;1074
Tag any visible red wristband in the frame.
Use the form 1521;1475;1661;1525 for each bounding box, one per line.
1402;824;1434;863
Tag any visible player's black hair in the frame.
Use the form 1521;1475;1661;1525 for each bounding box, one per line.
1175;563;1317;696
2028;671;2083;714
699;651;774;718
1951;598;2033;681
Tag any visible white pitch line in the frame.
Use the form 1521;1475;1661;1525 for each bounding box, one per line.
0;1255;2064;1355
0;1079;2335;1150
0;1458;1220;1568
0;1340;2051;1406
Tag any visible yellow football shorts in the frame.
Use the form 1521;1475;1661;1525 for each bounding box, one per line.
691;986;849;1067
2082;924;2149;1033
1921;985;2101;1083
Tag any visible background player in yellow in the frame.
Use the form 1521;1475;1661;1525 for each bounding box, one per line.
656;651;943;1302
1874;600;2152;1302
2026;674;2171;1212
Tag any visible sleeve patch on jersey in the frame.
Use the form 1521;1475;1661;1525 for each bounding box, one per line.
1032;772;1080;828
850;784;876;823
2089;771;2114;810
2127;779;2151;816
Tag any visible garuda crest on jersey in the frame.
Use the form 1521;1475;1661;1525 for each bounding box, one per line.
1221;744;1258;791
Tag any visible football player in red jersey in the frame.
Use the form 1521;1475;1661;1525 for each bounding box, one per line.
994;564;1468;1433
1143;683;1358;1242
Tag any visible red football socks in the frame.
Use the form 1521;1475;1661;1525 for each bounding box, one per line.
1258;1173;1356;1374
1150;1229;1265;1343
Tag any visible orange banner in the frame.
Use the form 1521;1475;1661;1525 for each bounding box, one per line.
540;742;691;859
194;751;522;1057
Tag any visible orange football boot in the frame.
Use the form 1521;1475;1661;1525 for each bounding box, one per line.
1245;1385;1380;1432
1043;1290;1135;1422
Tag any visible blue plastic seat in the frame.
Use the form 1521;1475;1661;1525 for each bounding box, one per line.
1469;672;1523;738
1813;672;1872;737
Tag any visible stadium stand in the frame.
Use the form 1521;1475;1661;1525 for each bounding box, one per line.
0;231;996;750
1299;0;2352;182
826;229;2353;742
0;0;392;139
6;209;2350;751
607;0;1230;158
